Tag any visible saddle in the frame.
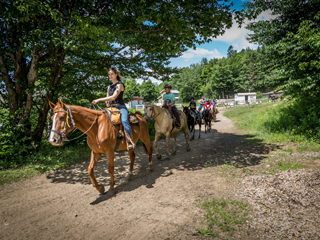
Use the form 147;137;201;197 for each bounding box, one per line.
162;108;184;119
104;107;139;125
162;105;183;129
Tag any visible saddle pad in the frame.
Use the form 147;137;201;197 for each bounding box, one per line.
163;108;184;119
104;108;139;125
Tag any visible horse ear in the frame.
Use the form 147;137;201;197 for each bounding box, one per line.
58;98;65;108
49;101;56;109
151;100;155;105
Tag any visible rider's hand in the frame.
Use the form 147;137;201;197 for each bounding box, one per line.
106;102;111;108
92;99;98;105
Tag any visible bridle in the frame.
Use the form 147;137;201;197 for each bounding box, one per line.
144;105;163;122
51;105;98;142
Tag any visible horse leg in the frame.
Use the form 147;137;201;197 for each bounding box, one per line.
88;151;104;194
192;122;195;140
182;125;191;152
164;132;171;159
106;150;116;195
154;132;162;160
125;150;135;182
140;135;153;171
198;119;201;139
171;133;177;155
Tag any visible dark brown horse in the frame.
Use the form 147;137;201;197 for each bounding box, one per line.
49;98;153;195
182;106;202;140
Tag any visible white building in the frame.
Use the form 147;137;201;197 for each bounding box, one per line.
235;92;256;104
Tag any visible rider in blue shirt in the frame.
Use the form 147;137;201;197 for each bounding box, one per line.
189;96;200;117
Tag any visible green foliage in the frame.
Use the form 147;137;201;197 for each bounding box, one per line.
1;0;236;162
197;198;250;238
124;79;140;102
170;47;273;101
224;99;320;143
139;80;158;102
245;0;320;103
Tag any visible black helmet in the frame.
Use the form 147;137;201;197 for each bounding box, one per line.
164;84;172;89
190;96;194;100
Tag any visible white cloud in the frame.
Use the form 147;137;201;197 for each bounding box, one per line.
181;47;223;61
135;77;161;85
212;10;275;50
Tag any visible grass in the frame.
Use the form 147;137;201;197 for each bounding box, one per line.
223;101;320;151
0;143;91;185
196;197;250;238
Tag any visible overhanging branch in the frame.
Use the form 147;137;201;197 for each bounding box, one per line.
77;46;126;81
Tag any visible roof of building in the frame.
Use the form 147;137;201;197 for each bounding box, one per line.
236;92;256;95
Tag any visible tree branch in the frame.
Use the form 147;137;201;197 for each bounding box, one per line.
77;46;126;81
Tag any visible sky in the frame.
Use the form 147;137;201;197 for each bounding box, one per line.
137;0;275;85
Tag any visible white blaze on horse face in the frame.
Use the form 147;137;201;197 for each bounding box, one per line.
49;113;57;142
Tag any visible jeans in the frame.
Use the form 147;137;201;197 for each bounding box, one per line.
198;104;204;111
113;104;132;136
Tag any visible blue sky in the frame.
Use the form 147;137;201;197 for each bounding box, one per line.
168;0;277;69
138;0;274;84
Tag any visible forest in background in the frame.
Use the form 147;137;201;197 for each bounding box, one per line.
1;0;320;169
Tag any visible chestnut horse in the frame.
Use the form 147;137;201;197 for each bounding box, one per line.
49;98;153;195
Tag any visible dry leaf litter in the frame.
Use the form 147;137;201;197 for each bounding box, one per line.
237;169;320;239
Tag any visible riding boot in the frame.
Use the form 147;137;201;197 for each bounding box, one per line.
124;130;135;151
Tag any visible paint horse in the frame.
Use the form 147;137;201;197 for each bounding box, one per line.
144;102;190;160
49;98;153;195
182;106;202;140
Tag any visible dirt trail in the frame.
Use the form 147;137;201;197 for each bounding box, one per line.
0;112;268;240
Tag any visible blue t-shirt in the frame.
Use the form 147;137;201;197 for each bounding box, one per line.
163;92;176;106
189;101;197;109
211;101;217;106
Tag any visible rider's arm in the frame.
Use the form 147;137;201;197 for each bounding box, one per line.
92;84;124;104
105;86;110;107
167;100;175;106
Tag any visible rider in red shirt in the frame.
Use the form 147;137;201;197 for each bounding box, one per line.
204;99;214;118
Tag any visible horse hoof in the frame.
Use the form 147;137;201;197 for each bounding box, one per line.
99;185;105;195
107;189;115;196
172;151;176;155
156;154;162;160
187;148;191;152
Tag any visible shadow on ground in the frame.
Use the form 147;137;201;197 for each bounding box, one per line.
46;128;279;204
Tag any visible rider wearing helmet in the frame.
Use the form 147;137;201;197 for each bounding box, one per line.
204;99;214;118
163;84;181;128
189;96;200;117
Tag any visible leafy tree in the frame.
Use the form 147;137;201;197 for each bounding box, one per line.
124;79;140;102
0;0;236;162
139;80;158;103
245;0;320;98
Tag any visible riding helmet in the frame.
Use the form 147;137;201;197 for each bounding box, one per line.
190;96;194;100
164;84;172;89
206;99;210;102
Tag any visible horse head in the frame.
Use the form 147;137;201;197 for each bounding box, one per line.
143;101;155;122
182;105;189;115
48;98;74;146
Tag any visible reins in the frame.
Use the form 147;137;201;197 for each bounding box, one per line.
144;105;164;122
52;104;98;142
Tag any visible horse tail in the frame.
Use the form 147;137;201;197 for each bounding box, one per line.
142;142;153;155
